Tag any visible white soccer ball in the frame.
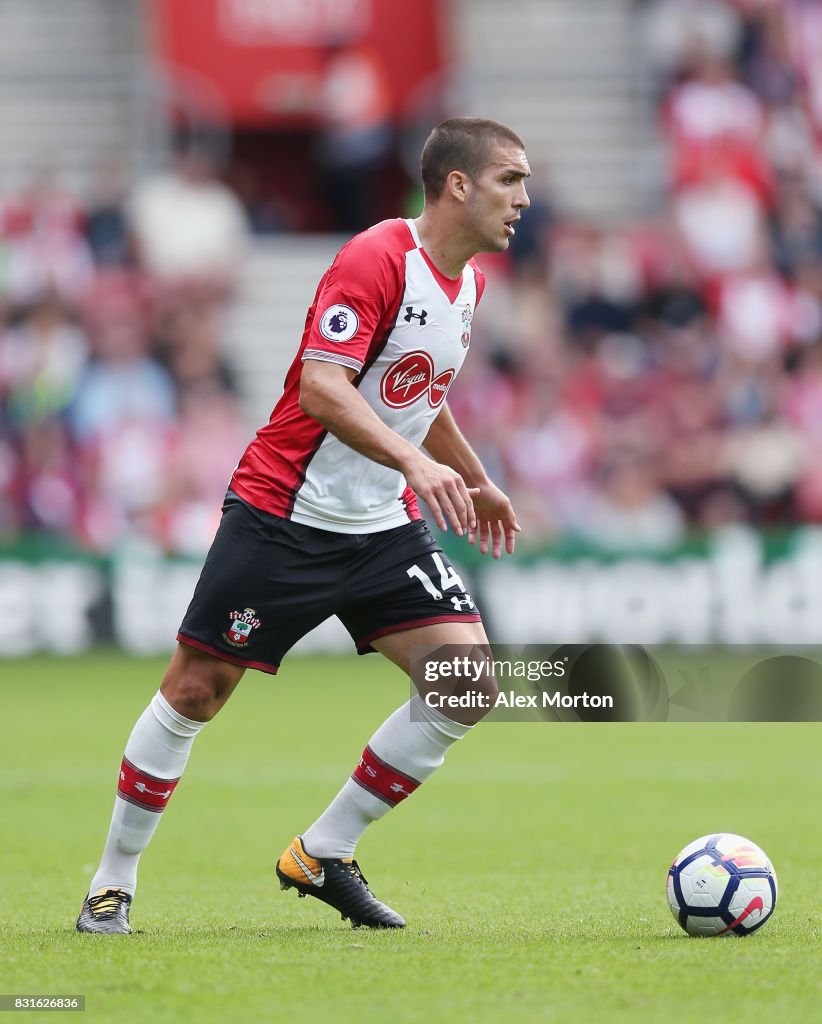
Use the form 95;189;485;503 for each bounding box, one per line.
666;833;777;936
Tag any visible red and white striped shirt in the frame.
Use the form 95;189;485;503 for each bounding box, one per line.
230;218;485;533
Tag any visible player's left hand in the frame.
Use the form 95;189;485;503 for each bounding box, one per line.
466;482;520;558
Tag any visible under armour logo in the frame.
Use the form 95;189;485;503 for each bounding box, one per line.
390;782;409;795
403;307;428;325
451;594;475;611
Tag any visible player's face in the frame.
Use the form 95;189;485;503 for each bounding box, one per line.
465;145;531;252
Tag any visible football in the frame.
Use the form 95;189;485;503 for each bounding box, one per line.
666;833;777;936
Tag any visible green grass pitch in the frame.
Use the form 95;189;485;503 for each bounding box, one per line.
2;650;821;1023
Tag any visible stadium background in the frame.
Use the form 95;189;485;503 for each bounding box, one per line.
4;5;822;1023
3;0;822;656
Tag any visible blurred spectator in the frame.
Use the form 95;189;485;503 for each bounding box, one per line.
639;248;708;332
313;40;394;233
156;301;237;399
553;227;644;344
641;0;742;92
769;174;822;277
156;384;247;555
69;286;174;444
85;161;132;268
655;359;728;519
762;99;815;180
571;454;686;552
672;154;766;278
65;294;176;549
128;146;248;297
17;418;82;537
665;50;764;156
715;257;795;362
722;413;803;522
0;294;88;430
224;161;295;234
502;375;597;534
740;3;800;106
0;165;94;305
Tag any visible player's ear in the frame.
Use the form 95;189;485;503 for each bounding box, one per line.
445;169;471;204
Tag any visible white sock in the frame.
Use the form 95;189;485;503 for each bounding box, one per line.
88;691;205;896
301;695;470;859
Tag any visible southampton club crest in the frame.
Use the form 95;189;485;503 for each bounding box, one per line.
461;303;473;348
223;607;261;648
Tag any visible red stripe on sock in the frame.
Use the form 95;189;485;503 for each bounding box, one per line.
351;745;420;807
117;757;179;812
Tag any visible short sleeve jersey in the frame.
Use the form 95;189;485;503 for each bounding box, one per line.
230;218;485;533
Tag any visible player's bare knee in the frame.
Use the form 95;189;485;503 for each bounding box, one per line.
160;646;242;721
162;675;220;721
418;658;498;726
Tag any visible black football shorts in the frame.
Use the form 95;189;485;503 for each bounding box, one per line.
177;491;483;674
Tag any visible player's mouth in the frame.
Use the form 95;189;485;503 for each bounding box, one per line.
504;217;519;237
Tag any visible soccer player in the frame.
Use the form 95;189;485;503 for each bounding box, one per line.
76;117;530;933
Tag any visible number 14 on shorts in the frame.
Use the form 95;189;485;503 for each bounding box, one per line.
407;553;475;610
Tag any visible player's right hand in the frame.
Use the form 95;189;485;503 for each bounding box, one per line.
403;455;478;537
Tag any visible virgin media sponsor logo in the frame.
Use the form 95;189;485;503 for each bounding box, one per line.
381;350;432;407
429;369;454;408
380;351;455;409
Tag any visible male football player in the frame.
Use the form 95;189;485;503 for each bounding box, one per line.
77;117;529;933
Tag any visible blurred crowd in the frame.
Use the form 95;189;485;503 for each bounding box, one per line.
5;0;822;556
0;149;249;555
450;0;822;550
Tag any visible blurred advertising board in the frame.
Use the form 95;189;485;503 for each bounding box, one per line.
149;0;447;124
3;527;822;656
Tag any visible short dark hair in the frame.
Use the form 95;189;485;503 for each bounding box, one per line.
420;117;525;202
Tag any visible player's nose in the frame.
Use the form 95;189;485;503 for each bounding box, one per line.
515;183;530;209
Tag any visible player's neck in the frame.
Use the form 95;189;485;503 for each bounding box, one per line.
413;212;471;279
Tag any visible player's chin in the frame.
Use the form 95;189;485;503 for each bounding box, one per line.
482;235;510;253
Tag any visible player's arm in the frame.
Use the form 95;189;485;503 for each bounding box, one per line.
422;402;520;558
300;359;477;537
